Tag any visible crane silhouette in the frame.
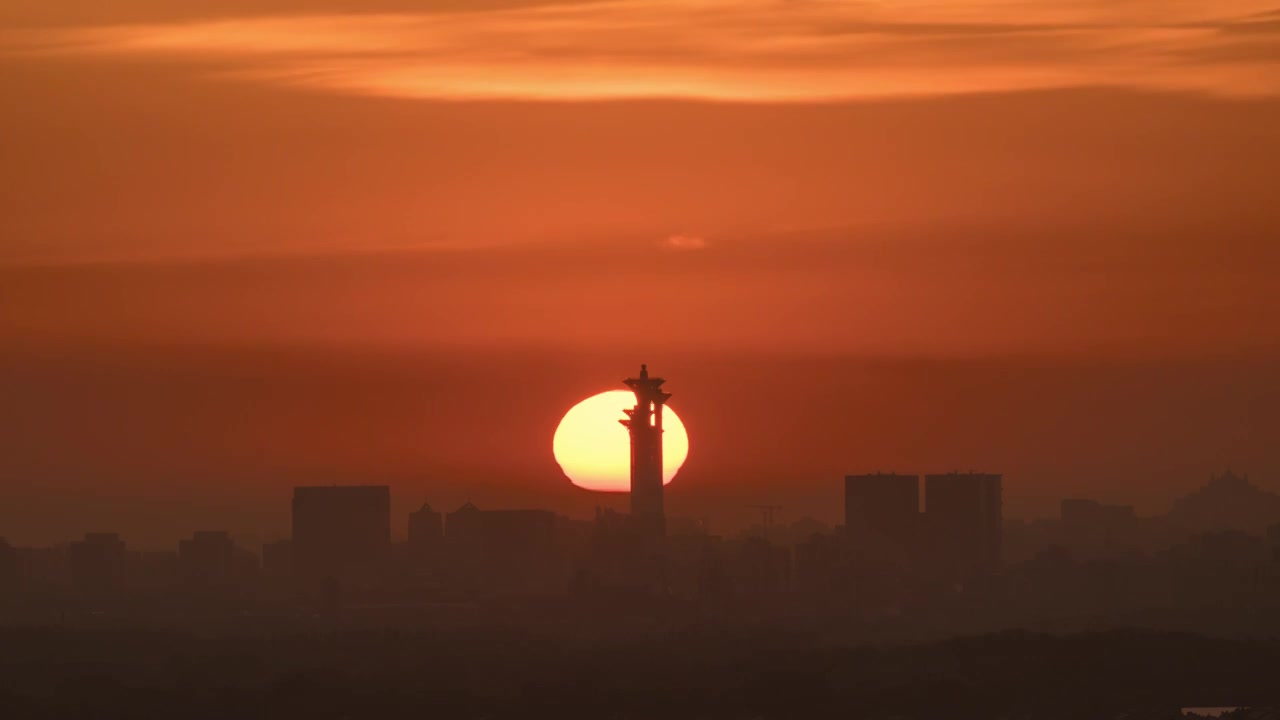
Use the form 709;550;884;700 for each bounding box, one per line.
746;504;783;539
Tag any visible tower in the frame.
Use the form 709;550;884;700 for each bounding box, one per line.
620;364;671;531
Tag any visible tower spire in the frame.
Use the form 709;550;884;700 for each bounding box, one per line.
620;363;671;533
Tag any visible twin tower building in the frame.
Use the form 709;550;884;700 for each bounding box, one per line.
845;471;1003;574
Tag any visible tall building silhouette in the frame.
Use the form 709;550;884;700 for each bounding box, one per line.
844;473;919;550
408;502;444;557
620;364;671;531
924;472;1002;574
292;486;391;581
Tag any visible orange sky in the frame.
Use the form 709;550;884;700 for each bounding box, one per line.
5;0;1280;102
1;0;1279;545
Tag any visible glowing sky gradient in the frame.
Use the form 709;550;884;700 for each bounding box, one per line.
5;0;1280;102
1;1;1278;351
1;0;1279;545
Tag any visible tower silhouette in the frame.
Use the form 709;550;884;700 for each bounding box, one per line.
620;364;671;532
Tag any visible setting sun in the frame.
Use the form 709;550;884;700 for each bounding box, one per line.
553;390;689;492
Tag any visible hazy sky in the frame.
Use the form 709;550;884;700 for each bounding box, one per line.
1;1;1279;544
3;0;1279;267
7;0;1280;102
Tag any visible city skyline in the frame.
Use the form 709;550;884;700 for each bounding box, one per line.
6;457;1277;623
4;0;1280;553
3;348;1277;549
3;1;1279;716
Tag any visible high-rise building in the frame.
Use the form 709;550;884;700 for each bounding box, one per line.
408;502;444;557
924;472;1003;574
620;364;671;530
844;473;919;550
292;486;391;580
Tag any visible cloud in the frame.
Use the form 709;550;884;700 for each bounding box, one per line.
664;234;708;251
1;0;1278;101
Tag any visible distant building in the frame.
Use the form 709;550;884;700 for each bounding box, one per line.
0;537;15;589
408;502;444;557
1269;522;1280;563
13;546;68;587
1061;498;1135;526
179;531;234;578
792;532;846;594
666;515;710;538
261;539;294;579
924;473;1003;574
1059;499;1138;558
292;486;391;581
68;532;128;591
445;502;560;593
446;502;556;555
178;531;254;587
130;550;180;592
724;537;792;596
1167;470;1280;534
845;473;919;550
583;506;668;594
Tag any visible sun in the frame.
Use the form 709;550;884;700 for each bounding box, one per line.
553;390;689;492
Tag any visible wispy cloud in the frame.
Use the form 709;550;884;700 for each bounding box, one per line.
3;0;1279;101
664;234;708;251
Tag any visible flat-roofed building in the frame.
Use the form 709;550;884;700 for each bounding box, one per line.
445;502;560;593
924;472;1003;574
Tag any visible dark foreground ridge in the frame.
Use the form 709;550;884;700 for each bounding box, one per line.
1;627;1278;719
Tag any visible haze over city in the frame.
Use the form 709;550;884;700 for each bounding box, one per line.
2;1;1280;718
4;0;1280;547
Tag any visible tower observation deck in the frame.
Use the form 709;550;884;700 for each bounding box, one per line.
620;364;671;530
